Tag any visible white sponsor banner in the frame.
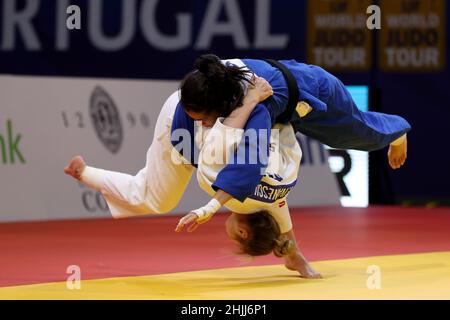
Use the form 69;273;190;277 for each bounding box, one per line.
0;75;339;222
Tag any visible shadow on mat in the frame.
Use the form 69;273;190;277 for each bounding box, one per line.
128;273;335;296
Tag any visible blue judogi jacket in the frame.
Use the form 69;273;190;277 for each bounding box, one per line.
171;59;411;202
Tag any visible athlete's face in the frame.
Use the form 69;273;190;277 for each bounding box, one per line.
225;213;249;244
185;110;218;128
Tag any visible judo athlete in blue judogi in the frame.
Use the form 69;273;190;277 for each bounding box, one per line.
172;55;410;204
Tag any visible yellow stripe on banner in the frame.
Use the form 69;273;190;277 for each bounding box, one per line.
1;252;449;300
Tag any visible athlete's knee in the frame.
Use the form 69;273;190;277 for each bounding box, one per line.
145;178;188;214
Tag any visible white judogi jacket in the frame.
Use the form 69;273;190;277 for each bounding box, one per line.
196;119;302;233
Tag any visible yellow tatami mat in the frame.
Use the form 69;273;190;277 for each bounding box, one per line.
1;252;449;300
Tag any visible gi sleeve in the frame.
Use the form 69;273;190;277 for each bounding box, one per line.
212;104;272;202
170;103;197;167
196;118;245;187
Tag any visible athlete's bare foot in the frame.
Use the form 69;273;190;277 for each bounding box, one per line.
64;155;86;181
284;254;323;279
388;135;407;169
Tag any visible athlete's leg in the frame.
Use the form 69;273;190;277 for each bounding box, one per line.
321;71;410;169
293;66;411;168
65;91;194;217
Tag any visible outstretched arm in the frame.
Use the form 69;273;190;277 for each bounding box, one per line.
282;229;322;279
175;191;232;233
264;203;322;279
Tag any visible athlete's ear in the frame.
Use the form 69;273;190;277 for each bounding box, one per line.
237;226;249;240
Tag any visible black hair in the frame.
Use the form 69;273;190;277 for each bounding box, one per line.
235;210;295;257
180;54;254;118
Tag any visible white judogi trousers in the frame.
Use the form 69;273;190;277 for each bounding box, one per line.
81;91;194;218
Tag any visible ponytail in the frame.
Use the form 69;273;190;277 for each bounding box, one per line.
273;237;295;257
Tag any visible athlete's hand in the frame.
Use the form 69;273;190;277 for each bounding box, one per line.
223;77;272;128
176;199;221;232
246;76;273;103
175;212;207;233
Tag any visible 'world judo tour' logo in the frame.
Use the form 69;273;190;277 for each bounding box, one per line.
89;86;123;154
